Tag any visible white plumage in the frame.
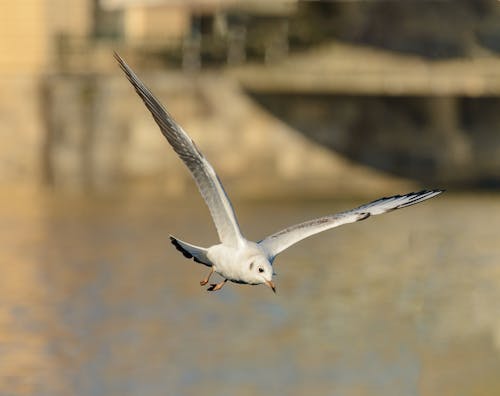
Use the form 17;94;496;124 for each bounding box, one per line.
115;53;443;293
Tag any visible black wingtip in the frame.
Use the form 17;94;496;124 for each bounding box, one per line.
113;51;133;77
394;188;444;200
357;212;371;221
400;188;445;207
170;236;194;259
113;51;127;64
113;51;123;66
169;236;206;265
422;188;445;194
420;188;446;199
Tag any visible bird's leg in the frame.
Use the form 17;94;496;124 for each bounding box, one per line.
200;267;215;286
207;279;227;292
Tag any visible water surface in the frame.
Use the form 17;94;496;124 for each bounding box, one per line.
1;190;499;396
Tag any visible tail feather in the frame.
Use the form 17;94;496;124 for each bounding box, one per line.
169;236;212;267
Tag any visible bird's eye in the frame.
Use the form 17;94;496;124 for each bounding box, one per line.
258;267;264;273
249;262;254;270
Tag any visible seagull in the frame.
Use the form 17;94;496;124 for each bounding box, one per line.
114;53;443;294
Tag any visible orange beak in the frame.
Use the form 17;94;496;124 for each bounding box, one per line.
266;280;276;294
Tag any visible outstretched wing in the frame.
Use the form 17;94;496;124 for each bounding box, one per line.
259;189;443;260
115;53;243;247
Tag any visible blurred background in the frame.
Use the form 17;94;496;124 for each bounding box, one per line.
1;1;500;395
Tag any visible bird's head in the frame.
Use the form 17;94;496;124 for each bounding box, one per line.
245;255;276;293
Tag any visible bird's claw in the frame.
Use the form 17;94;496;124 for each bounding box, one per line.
200;279;209;286
207;280;227;292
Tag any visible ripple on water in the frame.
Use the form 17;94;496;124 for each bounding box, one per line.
0;191;499;395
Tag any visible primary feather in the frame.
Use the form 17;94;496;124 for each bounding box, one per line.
259;189;443;260
115;53;243;247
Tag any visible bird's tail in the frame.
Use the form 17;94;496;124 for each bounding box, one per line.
169;236;212;267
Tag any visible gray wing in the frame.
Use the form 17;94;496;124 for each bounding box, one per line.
115;53;243;247
259;189;443;260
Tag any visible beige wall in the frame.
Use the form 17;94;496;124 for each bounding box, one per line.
0;1;49;74
124;5;189;45
0;0;91;74
43;72;412;196
0;0;92;187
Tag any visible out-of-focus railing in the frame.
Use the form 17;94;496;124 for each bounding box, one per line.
54;18;290;74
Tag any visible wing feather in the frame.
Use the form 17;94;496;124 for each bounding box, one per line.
259;189;443;260
115;53;243;247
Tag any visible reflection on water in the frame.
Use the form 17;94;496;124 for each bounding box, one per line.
1;190;499;396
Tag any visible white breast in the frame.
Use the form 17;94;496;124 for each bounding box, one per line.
207;241;266;283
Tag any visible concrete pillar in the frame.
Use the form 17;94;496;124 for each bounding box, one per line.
427;96;472;182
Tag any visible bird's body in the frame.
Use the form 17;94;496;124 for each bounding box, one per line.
115;52;444;294
207;241;270;285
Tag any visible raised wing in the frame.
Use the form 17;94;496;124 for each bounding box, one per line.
115;53;243;247
259;189;443;260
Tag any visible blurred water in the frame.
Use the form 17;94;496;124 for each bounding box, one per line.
1;190;499;396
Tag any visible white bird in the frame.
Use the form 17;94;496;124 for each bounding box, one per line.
115;53;443;294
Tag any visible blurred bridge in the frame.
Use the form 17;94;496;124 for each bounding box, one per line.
228;43;500;188
41;42;500;194
231;42;500;96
